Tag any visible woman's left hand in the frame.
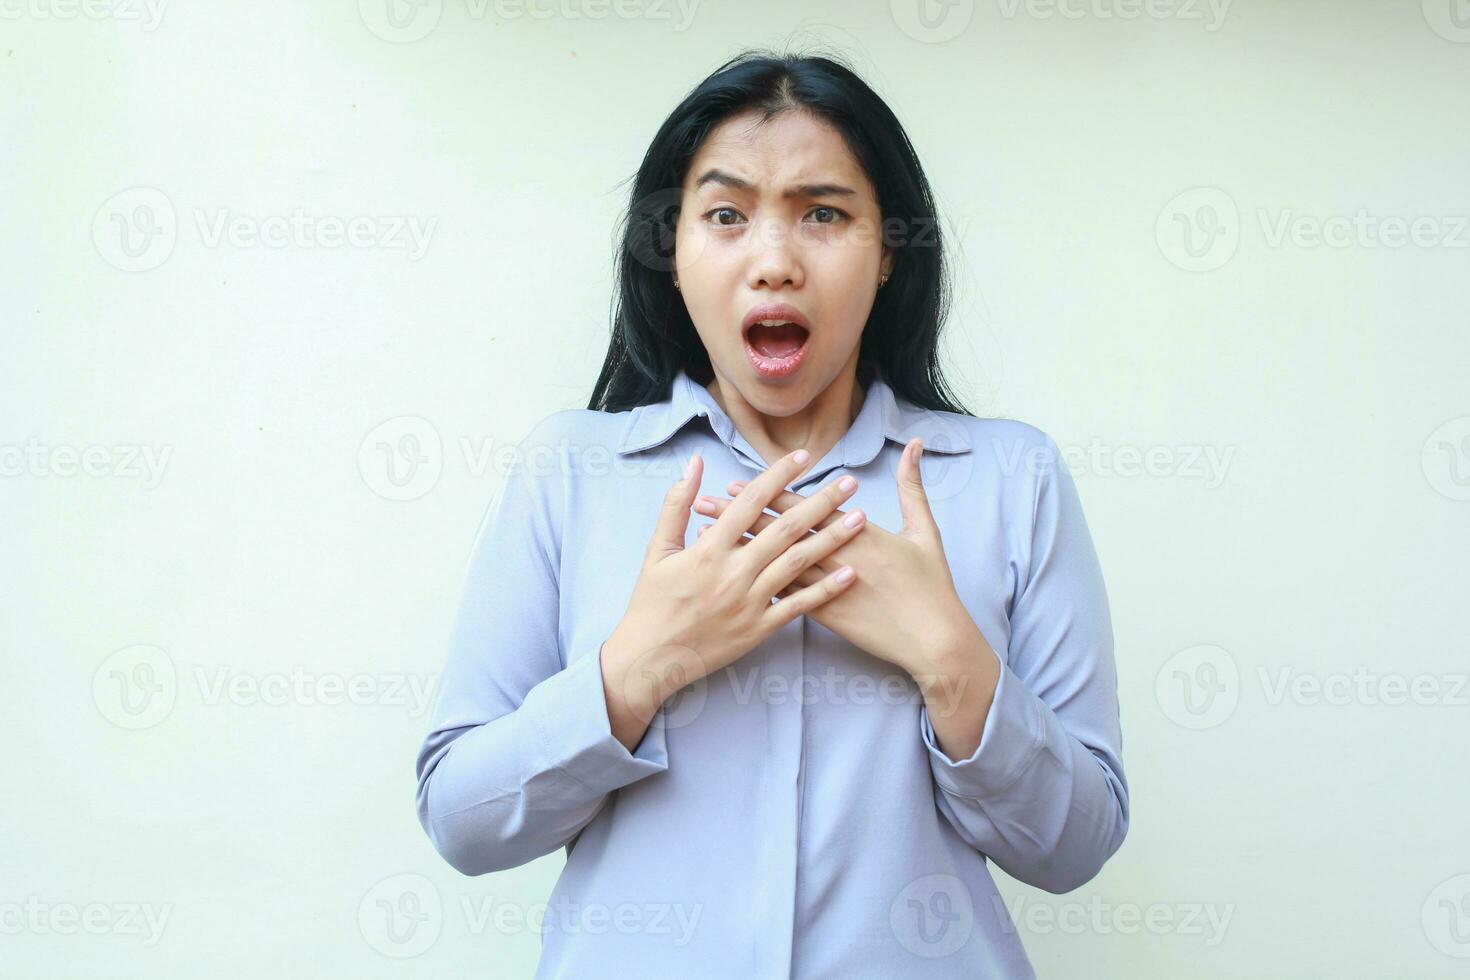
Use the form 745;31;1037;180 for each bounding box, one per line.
695;437;992;680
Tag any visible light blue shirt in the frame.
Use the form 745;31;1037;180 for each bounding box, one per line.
414;367;1129;978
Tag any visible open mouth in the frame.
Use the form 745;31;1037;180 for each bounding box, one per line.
743;320;810;378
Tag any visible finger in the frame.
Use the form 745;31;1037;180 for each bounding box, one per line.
738;473;860;576
774;570;818;601
705;499;785;539
779;561;826;592
726;479;848;532
762;565;856;630
647;452;702;565
696;448;815;553
779;571;816;597
709;497;852;575
750;497;865;598
896;436;938;539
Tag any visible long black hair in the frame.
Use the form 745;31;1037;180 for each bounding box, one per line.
587;47;972;419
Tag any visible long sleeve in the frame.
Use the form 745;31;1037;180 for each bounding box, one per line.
414;428;670;877
919;431;1129;894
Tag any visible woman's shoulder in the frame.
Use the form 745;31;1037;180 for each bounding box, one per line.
906;408;1069;504
887;380;1055;455
925;408;1061;466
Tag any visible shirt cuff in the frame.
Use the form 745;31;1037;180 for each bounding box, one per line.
529;640;671;797
920;644;1046;799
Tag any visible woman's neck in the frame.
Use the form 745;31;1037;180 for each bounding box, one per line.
704;357;868;469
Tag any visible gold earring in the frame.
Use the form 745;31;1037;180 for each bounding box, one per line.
879;273;890;288
673;278;681;291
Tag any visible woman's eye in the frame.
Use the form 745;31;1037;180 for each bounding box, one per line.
702;206;848;227
809;206;848;224
704;207;744;226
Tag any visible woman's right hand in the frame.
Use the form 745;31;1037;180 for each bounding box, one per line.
602;448;866;712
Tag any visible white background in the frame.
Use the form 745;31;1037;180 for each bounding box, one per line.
2;1;1468;977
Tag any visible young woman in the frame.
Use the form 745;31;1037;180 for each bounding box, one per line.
415;50;1128;979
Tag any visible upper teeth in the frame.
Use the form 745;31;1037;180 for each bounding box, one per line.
756;319;793;327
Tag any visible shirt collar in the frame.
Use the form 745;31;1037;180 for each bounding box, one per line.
615;367;972;467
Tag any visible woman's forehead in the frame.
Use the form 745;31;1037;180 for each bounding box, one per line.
687;115;871;195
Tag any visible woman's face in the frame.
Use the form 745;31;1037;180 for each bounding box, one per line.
674;109;892;409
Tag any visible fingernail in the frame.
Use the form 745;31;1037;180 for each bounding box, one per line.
835;566;855;583
843;509;864;528
837;476;856;492
684;454;698;480
793;449;810;465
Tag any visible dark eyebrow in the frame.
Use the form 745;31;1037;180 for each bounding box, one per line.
693;168;857;199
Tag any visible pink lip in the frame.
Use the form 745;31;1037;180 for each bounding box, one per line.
741;301;811;380
741;302;812;333
744;332;808;379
